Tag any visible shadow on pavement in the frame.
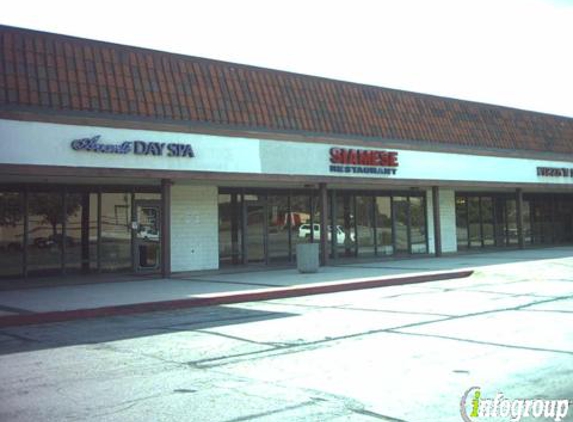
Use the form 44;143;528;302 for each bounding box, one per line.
0;305;297;356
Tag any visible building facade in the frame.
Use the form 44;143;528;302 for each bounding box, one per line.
1;25;572;278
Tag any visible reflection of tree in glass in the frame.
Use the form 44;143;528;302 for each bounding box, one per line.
468;197;481;223
410;198;426;227
29;194;81;236
0;193;23;227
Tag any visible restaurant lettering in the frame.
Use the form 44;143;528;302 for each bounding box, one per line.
329;147;399;175
537;166;573;178
71;135;194;158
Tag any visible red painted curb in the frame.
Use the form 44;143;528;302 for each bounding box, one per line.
0;270;473;328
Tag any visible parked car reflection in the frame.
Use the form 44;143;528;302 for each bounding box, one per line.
297;224;355;244
33;234;76;248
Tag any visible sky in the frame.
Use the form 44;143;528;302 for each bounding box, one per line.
2;0;573;118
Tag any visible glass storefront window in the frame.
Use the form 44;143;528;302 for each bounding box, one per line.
410;196;427;254
0;192;24;277
334;193;356;258
244;195;266;263
356;196;375;257
100;193;132;272
523;200;531;244
505;200;518;245
219;194;242;265
393;196;409;254
455;196;469;249
375;196;393;255
541;202;554;244
64;193;84;271
562;198;572;243
555;197;573;243
89;193;98;270
27;192;64;276
468;197;482;248
481;197;494;246
217;189;432;263
268;195;291;263
454;194;561;250
0;188;164;278
530;200;553;244
135;193;161;201
291;194;312;254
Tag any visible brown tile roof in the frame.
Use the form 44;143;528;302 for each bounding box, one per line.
1;25;572;155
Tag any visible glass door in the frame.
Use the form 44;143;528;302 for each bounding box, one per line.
134;201;161;271
267;195;291;263
334;193;356;258
245;200;266;263
393;196;410;254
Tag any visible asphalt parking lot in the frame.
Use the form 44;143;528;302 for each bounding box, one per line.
1;248;572;421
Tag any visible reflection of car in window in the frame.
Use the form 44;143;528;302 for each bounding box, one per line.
138;226;159;242
0;241;22;252
297;224;355;244
33;234;75;248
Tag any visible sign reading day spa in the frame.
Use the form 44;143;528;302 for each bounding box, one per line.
71;135;195;158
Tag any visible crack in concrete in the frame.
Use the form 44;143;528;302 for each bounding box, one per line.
0;330;41;343
195;328;286;348
387;330;573;356
350;407;411;422
78;391;170;420
255;298;453;317
219;400;317;422
189;293;573;368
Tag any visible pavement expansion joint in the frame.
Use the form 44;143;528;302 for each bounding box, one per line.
177;278;279;287
350;408;411;422
0;305;35;315
389;330;573;356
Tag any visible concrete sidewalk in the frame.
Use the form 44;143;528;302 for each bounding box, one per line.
0;247;571;327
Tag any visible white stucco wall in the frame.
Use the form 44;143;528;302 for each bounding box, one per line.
439;189;458;253
2;118;573;186
170;185;219;272
427;188;458;254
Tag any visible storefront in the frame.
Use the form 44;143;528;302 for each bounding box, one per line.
0;25;572;279
218;188;428;267
455;193;573;249
1;117;572;278
0;188;161;277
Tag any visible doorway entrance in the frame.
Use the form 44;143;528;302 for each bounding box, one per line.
134;201;161;271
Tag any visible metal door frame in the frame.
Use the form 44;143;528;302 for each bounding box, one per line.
133;200;162;272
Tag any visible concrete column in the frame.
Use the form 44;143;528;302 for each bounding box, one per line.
516;188;525;249
432;186;442;257
319;183;329;266
161;179;172;278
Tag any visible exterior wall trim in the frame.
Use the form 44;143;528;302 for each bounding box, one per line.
1;163;572;191
1;109;571;164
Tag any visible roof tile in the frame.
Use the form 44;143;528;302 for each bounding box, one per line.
1;25;572;155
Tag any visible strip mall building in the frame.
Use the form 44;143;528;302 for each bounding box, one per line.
1;25;572;278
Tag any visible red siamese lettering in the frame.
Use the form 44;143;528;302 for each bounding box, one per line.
329;148;399;167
